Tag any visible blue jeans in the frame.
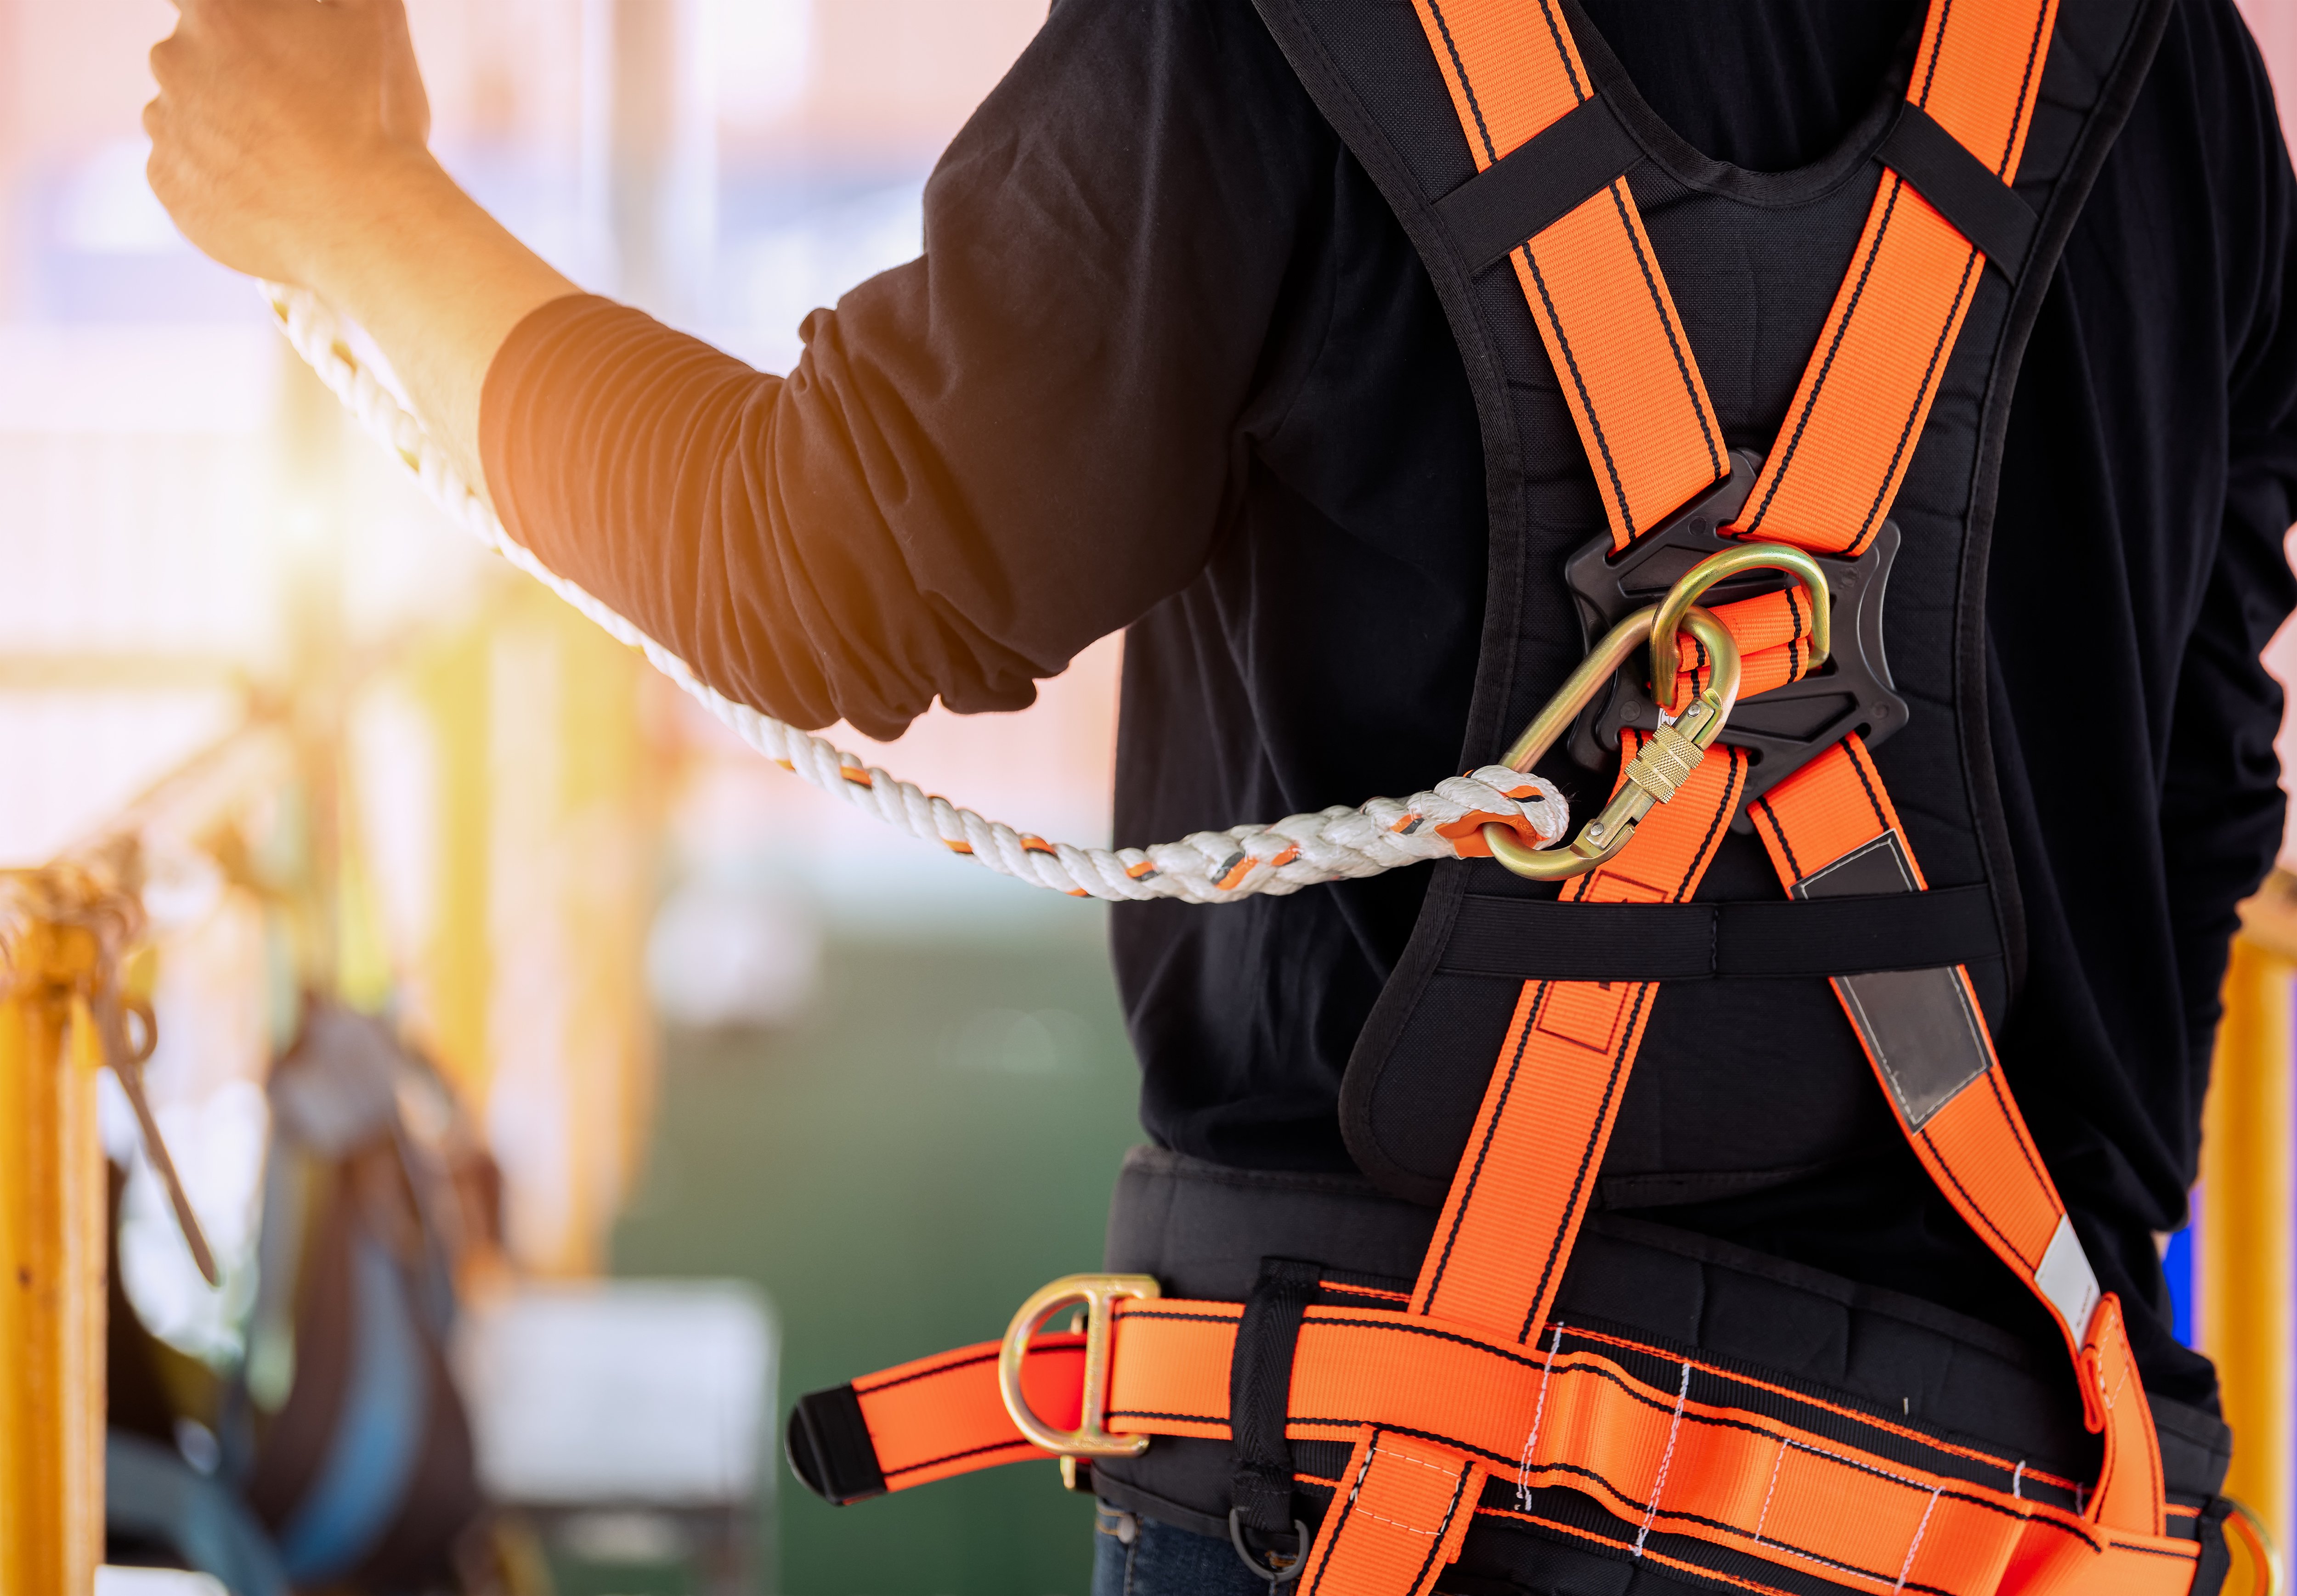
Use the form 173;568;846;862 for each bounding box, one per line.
1091;1503;1278;1596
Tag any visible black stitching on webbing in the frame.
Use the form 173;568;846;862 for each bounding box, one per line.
1607;179;1724;489
1743;177;1908;536
1503;1492;1963;1596
1407;1463;1474;1592
1124;1308;1244;1324
883;1437;1040;1479
1785;585;1805;682
2111;1540;2201;1562
1979;1067;2053;1200
1916;0;1955;109
1922;1128;2040;1270
1758;800;1803;880
1854;245;1978;550
1515;980;1652;1343
1423;0;1499;164
858;1347;1000;1396
1423;981;1550;1305
1672;748;1744;900
1843;739;1893;834
1523;1461;1926;1588
1526;247;1637;537
1998;1;2050;177
1305;1430;1380;1595
1114;1320;2112;1553
1532;0;1587;103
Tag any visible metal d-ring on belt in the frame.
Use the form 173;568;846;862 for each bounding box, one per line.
1476;542;1831;881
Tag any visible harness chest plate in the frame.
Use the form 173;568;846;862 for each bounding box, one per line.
1563;449;1907;824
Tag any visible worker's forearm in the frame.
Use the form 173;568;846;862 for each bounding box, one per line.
299;152;577;494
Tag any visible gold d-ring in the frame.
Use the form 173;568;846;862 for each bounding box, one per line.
998;1274;1160;1457
2227;1498;2285;1596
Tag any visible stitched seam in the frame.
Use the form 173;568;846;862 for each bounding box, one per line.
1759;800;1804;880
1635;1362;1695;1556
1997;0;2050;177
1526;247;1636;538
1406;1463;1474;1592
1516;980;1652;1340
1518;1322;1566;1509
1552;1323;2072;1483
1421;981;1548;1307
1753;1435;1790;1545
1843;739;1895;834
1532;0;1587;103
1854;245;1978;549
1673;746;1744;899
1607;179;1723;487
1479;1507;1805;1596
1744;177;1907;535
1922;1128;2041;1269
1979;1067;2053;1200
1916;0;1956;109
1421;0;1498;164
1306;1433;1382;1596
1894;1489;1944;1593
883;1438;1040;1478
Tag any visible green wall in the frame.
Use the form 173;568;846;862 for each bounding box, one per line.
612;914;1144;1595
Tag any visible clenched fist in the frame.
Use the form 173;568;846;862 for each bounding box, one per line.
146;0;436;287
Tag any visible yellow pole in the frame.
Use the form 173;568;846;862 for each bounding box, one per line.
2210;894;2297;1553
0;916;110;1596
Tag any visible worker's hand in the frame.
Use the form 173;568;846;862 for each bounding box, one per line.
145;0;436;288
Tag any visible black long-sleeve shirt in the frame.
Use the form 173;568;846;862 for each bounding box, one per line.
481;0;2297;1401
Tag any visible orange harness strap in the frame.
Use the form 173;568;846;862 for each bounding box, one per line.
1406;0;1726;548
1731;0;2059;551
835;1306;2203;1596
1749;741;2170;1539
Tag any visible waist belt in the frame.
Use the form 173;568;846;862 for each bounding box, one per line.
785;0;2215;1590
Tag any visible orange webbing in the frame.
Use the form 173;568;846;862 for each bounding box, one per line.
850;1334;1082;1490
1407;0;1724;546
1300;1431;1484;1596
1094;1302;2199;1596
1410;742;1746;1338
1664;583;1820;711
1749;741;2167;1539
822;1303;2198;1592
1731;0;2058;553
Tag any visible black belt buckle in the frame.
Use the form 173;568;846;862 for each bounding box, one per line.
1562;448;1907;830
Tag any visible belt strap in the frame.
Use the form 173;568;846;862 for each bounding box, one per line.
801;1303;2204;1595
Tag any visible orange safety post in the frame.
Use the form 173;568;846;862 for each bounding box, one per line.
2211;877;2297;1564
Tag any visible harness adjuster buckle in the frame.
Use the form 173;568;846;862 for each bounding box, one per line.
998;1273;1160;1458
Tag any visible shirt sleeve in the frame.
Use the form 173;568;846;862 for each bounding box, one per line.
479;0;1330;740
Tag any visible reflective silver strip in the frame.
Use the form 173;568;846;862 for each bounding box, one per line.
2034;1215;2101;1339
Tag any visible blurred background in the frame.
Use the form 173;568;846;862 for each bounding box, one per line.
3;2;2297;1595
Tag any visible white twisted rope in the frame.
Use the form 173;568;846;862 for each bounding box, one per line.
265;282;1568;902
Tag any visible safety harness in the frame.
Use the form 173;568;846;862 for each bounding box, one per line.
786;0;2229;1591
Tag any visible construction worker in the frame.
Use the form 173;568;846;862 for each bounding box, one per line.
146;0;2297;1589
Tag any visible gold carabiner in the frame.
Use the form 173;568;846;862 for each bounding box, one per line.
1482;604;1740;880
1478;540;1827;882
